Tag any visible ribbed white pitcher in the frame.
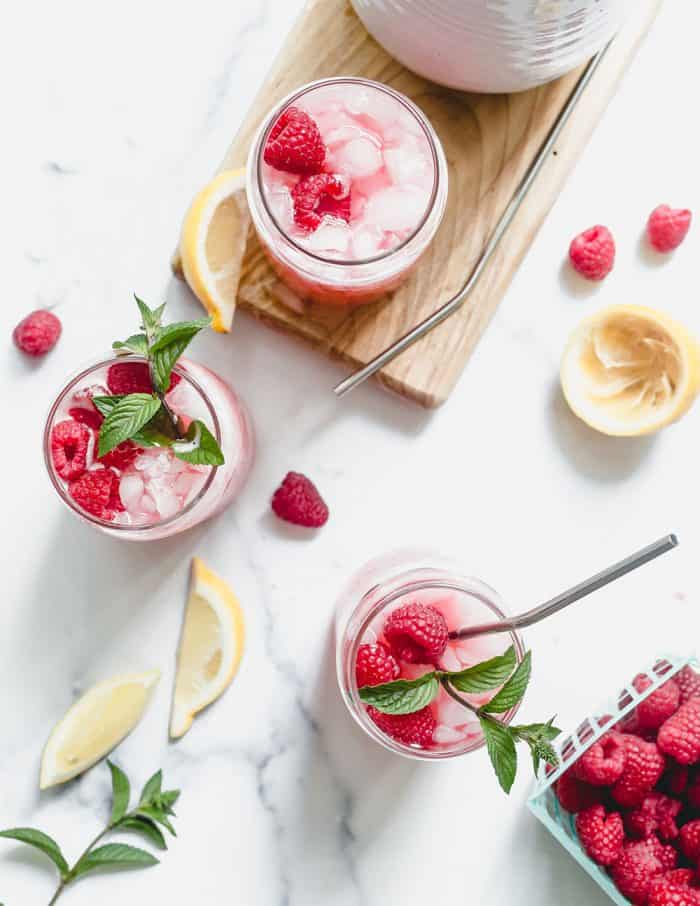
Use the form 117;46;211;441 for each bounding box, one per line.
351;0;632;92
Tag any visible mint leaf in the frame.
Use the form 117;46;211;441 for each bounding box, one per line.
481;651;532;714
108;761;131;825
117;817;167;851
98;394;162;456
479;717;517;794
173;420;224;466
113;334;148;357
135;806;176;837
358;673;439;715
511;718;561;777
92;395;126;417
73;843;158;878
139;770;163;806
449;646;517;693
0;828;69;877
135;296;165;336
150;318;211;353
528;739;559;777
511;719;561;745
154;790;180;815
151;339;188;393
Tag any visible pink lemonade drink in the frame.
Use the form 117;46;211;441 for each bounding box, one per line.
246;77;448;306
44;356;254;540
336;556;525;759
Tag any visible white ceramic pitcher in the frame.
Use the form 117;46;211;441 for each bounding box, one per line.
351;0;632;92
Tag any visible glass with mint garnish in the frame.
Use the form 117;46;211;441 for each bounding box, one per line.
336;554;560;792
43;297;254;540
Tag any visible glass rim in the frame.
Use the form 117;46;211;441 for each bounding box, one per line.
339;570;526;761
43;354;220;533
251;76;443;267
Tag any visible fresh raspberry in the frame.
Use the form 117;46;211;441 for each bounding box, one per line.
263;106;325;175
653;869;697;890
635;675;681;732
291;173;349;232
316;187;352;223
677;667;700;705
649;879;700;906
98;440;141;471
271;471;329;528
575;805;625;866
555;769;605;813
68;468;116;520
679;820;700;863
611;735;666;808
104;473;125;517
658;699;700;765
611;840;664;905
647;205;692;253
68;406;103;430
576;731;626;786
625;793;682;842
50;420;91;481
106;361;180;395
384;603;449;664
647;836;678;872
13;309;62;356
568;225;616;281
367;705;436;748
355;643;400;687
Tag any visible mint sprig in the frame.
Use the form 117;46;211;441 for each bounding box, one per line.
0;761;179;904
358;646;560;794
97;295;224;466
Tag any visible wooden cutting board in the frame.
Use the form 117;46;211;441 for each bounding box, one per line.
173;0;662;408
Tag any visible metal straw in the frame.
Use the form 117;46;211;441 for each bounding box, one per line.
450;535;679;640
334;42;612;399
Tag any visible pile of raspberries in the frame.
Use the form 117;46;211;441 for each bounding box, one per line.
554;665;700;905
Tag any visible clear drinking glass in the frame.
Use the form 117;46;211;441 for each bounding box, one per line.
44;355;254;541
246;77;448;306
336;553;525;760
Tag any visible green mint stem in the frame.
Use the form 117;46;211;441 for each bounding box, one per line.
440;677;480;714
46;827;109;905
146;360;183;439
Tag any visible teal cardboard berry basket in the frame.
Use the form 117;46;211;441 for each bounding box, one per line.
527;654;698;906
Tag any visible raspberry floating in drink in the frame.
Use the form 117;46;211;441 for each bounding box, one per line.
247;78;448;305
44;297;253;540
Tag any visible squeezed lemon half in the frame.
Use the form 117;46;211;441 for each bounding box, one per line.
179;168;250;333
561;304;700;436
169;557;245;739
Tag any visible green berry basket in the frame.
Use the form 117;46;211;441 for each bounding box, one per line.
527;654;698;906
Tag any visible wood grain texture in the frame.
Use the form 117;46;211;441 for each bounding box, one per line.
173;0;662;407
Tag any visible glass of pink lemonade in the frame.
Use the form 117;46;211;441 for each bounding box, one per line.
246;77;448;306
44;356;254;540
336;554;525;759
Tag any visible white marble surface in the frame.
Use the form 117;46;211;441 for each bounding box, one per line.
2;2;700;904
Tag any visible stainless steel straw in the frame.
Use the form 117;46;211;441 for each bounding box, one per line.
334;42;612;399
450;534;679;641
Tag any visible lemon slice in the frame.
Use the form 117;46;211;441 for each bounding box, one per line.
40;671;160;789
179;168;250;333
170;557;245;739
561;304;700;436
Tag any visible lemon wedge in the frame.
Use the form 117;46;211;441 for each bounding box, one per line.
170;557;245;739
561;304;700;436
179;168;250;333
40;671;160;789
